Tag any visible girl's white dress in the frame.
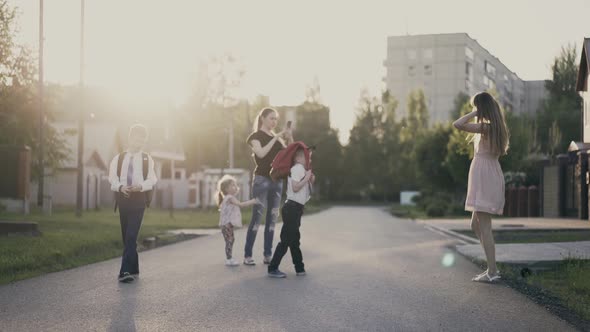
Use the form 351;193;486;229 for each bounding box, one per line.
465;134;505;215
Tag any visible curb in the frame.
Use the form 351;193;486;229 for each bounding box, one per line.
423;223;479;245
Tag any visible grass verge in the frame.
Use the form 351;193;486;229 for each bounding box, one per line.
497;259;590;330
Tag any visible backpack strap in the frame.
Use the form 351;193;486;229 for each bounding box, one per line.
117;152;126;179
114;152;126;213
142;152;154;208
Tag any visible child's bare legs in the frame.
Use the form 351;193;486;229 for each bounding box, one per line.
475;211;498;275
470;212;482;242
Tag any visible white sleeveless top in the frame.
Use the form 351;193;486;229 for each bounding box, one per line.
219;195;242;227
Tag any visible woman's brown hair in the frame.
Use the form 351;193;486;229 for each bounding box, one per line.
471;92;510;155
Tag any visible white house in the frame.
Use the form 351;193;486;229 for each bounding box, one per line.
186;168;251;208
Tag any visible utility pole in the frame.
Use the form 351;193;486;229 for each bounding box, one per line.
37;0;44;207
75;0;85;217
228;107;234;168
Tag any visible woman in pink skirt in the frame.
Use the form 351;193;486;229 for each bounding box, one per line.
453;92;509;282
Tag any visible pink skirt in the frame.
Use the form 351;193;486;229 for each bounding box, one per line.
465;155;505;215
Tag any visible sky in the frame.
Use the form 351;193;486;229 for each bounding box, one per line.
9;0;590;143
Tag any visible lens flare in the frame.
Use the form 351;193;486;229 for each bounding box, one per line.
442;253;455;267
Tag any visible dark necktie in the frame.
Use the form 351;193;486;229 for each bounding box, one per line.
126;155;134;186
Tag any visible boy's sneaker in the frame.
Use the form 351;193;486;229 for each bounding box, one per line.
263;256;272;264
296;271;306;276
243;257;256;266
267;269;287;278
118;272;135;283
225;258;239;266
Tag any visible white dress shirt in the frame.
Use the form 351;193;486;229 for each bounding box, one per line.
108;150;157;192
286;163;311;205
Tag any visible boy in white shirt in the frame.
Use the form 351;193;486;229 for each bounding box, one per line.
268;148;313;278
108;124;157;283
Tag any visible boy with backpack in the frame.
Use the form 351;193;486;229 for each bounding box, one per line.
108;124;157;283
268;144;314;278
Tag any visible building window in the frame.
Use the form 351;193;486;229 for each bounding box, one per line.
484;60;496;77
407;49;417;60
408;65;415;76
465;47;474;61
465;62;473;81
423;48;433;59
174;171;182;179
483;75;495;90
424;65;432;75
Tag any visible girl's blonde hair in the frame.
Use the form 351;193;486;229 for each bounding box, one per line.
216;175;237;207
471;92;510;155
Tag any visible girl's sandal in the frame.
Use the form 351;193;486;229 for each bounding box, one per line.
472;272;501;283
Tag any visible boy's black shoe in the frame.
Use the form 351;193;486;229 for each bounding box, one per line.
267;269;287;278
118;272;135;283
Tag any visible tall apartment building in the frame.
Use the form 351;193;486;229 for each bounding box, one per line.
383;33;546;122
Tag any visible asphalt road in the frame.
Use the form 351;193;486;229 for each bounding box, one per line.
0;207;576;331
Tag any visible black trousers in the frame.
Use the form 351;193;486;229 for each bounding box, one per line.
118;207;145;277
269;200;305;272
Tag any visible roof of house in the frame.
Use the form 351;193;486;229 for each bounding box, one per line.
51;120;118;170
568;141;590;152
576;38;590;92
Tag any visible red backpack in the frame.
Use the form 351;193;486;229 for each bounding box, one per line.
269;141;312;181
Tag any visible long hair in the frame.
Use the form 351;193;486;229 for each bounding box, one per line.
253;107;277;132
216;175;236;208
471;92;510;155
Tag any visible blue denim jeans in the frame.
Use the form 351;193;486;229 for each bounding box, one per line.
244;175;283;258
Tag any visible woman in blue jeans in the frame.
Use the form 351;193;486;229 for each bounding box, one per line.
244;108;293;265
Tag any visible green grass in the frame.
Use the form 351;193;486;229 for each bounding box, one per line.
499;259;590;323
390;203;469;219
526;259;590;321
390;204;427;219
0;202;329;285
0;208;222;285
455;229;590;244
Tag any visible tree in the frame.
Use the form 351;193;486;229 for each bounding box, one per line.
397;90;429;190
342;90;401;200
292;101;342;200
537;45;581;153
451;92;470;119
444;100;473;192
414;123;454;191
178;55;250;172
0;1;68;180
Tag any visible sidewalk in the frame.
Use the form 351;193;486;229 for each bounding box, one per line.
456;241;590;265
417;217;590;265
421;217;590;231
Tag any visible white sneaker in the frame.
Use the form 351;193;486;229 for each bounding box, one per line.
225;259;239;266
243;257;256;265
